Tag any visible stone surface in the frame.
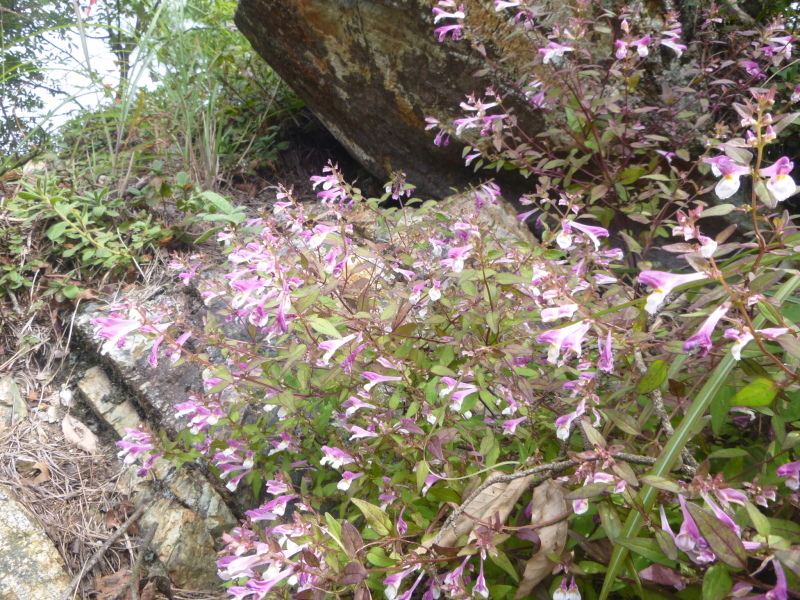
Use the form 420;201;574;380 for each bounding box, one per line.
0;375;27;432
234;0;547;200
78;366;142;434
0;485;72;600
139;497;220;589
71;362;238;590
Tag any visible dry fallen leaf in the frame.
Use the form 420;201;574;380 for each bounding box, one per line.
61;414;99;454
140;580;155;600
94;568;131;600
514;479;569;599
426;471;538;549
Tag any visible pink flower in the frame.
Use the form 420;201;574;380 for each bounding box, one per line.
320;446;354;470
555;398;586;441
91;314;143;348
537;320;592;364
791;84;800;103
246;494;298;521
760;157;797;205
660;36;687;57
723;327;788;360
683;303;729;357
502;416;526;435
558;219;609;250
777;459;800;490
439;377;478;411
615;39;628;60
116;428;154;464
704;156;750;200
337;471;364;491
740;61;764;78
317;333;357;366
638;270;706;314
362;371;403;392
539;42;573;64
349;425;380;440
441;244;472;273
597;330;614;373
631;35;650;57
541;304;578;322
384;567;416;600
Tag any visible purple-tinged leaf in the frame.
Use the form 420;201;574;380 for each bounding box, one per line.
685;503;747;570
341;562;368;586
341;521;363;558
639;564;685;589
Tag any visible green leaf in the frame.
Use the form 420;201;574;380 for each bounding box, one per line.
308;317;342;338
351;499;392;537
655;528;678;561
730;378;777;407
61;285;81;299
416;459;430;494
46;221;69;240
702;564;732;600
325;513;343;546
636;360;668;394
604;409;641;435
602;280;781;600
366;548;395;568
495;273;531;285
488;550;519;582
707;448;750;459
199;190;236;214
638;475;685;495
744;501;770;536
702;204;736;217
430;365;456;377
685;502;747;569
615;537;675;567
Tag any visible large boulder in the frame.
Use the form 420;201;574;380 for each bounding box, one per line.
234;0;549;199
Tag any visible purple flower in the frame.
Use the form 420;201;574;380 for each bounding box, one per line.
704;156;750;199
660;36;687;56
92;314;143;349
116;428;154;464
740;61;764;78
777;459;800;490
435;23;462;42
632;35;650;57
439;377;478;411
537;320;592;364
343;396;377;417
384;567;416;600
597;330;614;373
474;559;489;598
541;304;578;322
362;371;403;392
615;39;628;60
683;303;729;357
724;327;788;360
638;270;706;314
246;494;298;521
539;42;573;64
502;416;526;435
348;425;379;440
317;333;357;366
337;471;364;491
441;244;472;273
555;398;586;441
320;446;355;470
760;157;797;205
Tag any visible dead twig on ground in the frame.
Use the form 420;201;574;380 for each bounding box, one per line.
59;500;154;600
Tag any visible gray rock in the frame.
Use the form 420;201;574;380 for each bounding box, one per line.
0;485;71;600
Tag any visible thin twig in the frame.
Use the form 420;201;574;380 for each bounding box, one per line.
433;460;575;546
108;523;158;600
59;500;154;600
633;348;698;475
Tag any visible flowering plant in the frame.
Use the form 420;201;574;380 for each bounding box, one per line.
93;2;800;600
